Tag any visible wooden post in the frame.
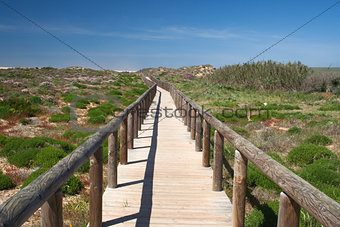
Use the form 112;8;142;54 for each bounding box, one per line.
183;101;188;126
190;108;196;140
187;104;191;132
133;107;138;138
120;118;128;165
108;131;118;188
41;188;63;227
90;146;103;227
127;112;134;149
195;113;202;152
213;130;223;191
232;150;248;227
202;119;211;167
277;192;300;227
138;104;142;131
141;100;145;124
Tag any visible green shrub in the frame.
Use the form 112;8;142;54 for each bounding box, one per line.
0;134;9;147
245;208;264;227
299;159;340;202
73;82;87;89
261;103;301;110
61;93;77;102
211;101;238;108
245;201;279;227
62;175;83;195
7;148;40;167
210;61;312;91
287;126;302;134
28;96;42;104
35;146;66;168
76;99;89;109
304;134;333;146
0;170;14;190
50;113;70;122
77;160;90;174
61;106;70;113
232;126;249;136
318;102;340;111
87;115;106;124
287;144;336;166
106;89;122;96
0;98;41;119
247;152;285;191
0;137;27;157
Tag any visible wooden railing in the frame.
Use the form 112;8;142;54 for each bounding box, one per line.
147;75;340;227
0;77;157;227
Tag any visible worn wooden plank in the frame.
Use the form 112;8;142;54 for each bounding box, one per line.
195;113;202;152
190;108;196;140
213;130;223;191
127;112;134;149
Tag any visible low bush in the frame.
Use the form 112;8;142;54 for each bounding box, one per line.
0;170;15;190
245;201;279;227
35;146;66;168
87;115;106;124
0;98;41;119
50;113;70;122
318;102;340;111
7;148;40;167
62;175;83;195
106;89;122;96
28;96;42;104
61;93;77;102
0;134;9;147
0;137;27;157
232;126;249;136
61;106;70;113
287;144;336;166
76;99;89;109
287;126;302;134
304;134;332;146
260;103;301;110
73;82;87;89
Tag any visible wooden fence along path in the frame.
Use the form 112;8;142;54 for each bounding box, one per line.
0;76;339;227
102;87;232;226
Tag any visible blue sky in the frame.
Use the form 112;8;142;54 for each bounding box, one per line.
0;0;339;70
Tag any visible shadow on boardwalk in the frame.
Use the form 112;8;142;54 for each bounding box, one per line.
103;91;161;227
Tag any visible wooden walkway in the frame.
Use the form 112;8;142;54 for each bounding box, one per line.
102;87;232;226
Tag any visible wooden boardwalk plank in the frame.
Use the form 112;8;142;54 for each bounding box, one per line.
102;87;232;226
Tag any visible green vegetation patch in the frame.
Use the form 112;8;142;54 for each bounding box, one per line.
245;201;279;227
50;113;70;122
318;102;340;111
287;144;336;166
299;159;340;202
7;148;40;167
0;98;41;119
287;126;302;134
73;82;87;89
0;170;14;190
232;126;249;136
304;134;333;146
35;146;67;168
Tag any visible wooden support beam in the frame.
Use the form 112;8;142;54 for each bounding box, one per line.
187;104;191;132
108;131;118;188
213;130;223;191
41;188;63;227
127;112;134;149
195;113;202;152
278;192;300;227
202;119;211;167
89;146;103;227
183;101;188;126
232;150;248;227
190;108;196;140
138;104;142;131
120;118;128;165
133;107;138;138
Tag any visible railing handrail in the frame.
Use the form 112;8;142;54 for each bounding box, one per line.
0;80;156;227
147;75;340;227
